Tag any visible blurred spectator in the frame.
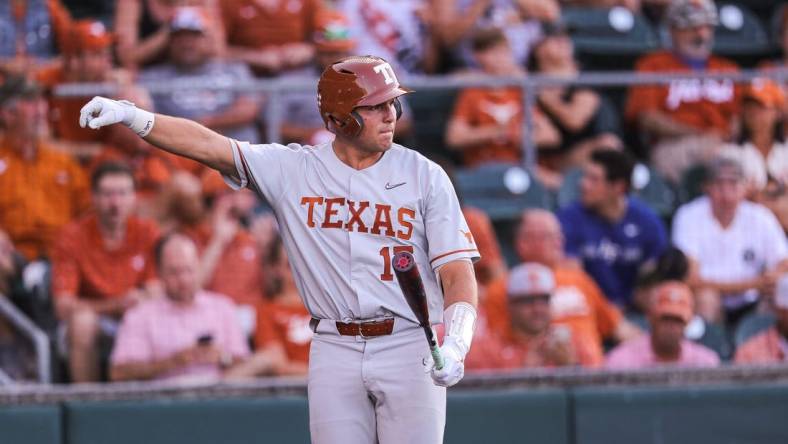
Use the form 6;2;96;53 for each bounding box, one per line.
331;0;436;74
503;263;599;368
463;207;507;286
438;159;507;287
221;0;323;76
225;236;309;378
51;162;160;382
0;312;38;382
632;246;733;360
280;9;412;145
734;274;788;365
528;23;623;171
139;7;260;143
624;0;739;183
557;149;668;308
559;0;640;11
156;172;266;313
36;20;121;155
194;188;265;331
720;80;788;193
0;0;73;70
114;0;225;69
110;233;249;382
0;75;88;261
606;280;719;369
720;79;788;232
433;0;560;71
445;28;560;171
672;156;788;325
490;209;641;365
91;86;209;213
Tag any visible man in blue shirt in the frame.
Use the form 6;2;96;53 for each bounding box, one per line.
557;149;668;308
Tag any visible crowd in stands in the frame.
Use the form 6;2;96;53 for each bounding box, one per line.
0;0;787;384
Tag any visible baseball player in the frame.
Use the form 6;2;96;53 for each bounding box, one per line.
80;55;479;443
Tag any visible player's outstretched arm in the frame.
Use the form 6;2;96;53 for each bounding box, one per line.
80;96;235;176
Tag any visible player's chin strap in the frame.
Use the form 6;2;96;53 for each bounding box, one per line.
443;302;477;359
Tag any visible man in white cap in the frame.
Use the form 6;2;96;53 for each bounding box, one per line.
735;274;788;364
624;0;740;183
505;263;597;368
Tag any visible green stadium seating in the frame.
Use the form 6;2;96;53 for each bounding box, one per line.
407;89;459;161
734;312;776;347
455;163;553;223
562;7;660;70
0;404;61;444
556;164;676;218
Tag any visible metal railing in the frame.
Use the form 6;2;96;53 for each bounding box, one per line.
0;295;51;384
1;363;788;405
55;67;788;172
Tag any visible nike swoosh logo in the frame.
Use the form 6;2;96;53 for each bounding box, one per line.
385;181;406;190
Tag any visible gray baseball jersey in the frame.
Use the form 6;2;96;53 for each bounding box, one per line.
223;140;479;324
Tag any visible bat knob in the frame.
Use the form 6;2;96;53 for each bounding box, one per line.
392;251;415;272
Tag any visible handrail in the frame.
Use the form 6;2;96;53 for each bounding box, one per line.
53;67;788;175
0;296;51;383
1;363;787;405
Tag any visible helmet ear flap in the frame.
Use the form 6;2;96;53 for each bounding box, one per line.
326;112;363;138
394;98;402;120
349;110;364;136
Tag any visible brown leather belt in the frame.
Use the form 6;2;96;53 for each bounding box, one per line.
311;318;395;337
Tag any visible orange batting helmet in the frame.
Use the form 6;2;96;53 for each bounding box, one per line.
317;55;412;138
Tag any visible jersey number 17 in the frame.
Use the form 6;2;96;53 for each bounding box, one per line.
379;245;414;281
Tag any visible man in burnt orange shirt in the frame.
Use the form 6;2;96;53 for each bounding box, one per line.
503;263;599;369
37;19;120;150
159;173;265;321
486;209;641;365
624;0;740;183
446;28;560;168
51;162;160;382
0;76;89;260
221;0;324;76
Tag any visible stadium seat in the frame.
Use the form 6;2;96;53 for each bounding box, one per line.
407;88;459;161
770;3;787;48
678;163;708;205
630;163;677;218
556;164;676;218
733;312;776;347
562;7;660;70
455;162;552;222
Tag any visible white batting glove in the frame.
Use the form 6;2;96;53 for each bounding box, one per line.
427;336;465;387
79;96;155;137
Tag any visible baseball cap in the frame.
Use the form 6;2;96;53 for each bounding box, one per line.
651;281;694;323
666;0;718;29
707;155;744;182
62;20;113;55
507;263;555;300
743;78;786;110
314;10;356;53
170;7;208;33
0;75;41;107
775;274;788;310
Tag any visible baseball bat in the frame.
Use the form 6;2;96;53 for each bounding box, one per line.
392;251;444;370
